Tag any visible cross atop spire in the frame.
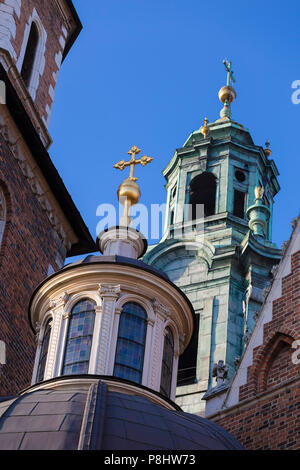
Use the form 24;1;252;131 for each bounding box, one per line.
113;145;153;227
218;59;237;118
114;145;153;182
223;58;235;86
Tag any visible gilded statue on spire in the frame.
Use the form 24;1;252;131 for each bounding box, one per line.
114;145;153;227
254;184;264;200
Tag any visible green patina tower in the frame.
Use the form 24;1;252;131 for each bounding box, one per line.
144;61;281;415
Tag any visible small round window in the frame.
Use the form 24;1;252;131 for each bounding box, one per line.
235;170;246;183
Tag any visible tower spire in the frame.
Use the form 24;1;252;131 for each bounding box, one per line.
218;58;236;119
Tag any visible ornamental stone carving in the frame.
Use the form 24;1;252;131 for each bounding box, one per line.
98;284;121;300
152;299;171;319
49;291;69;310
212;360;229;387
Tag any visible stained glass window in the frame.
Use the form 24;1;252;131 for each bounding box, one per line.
114;302;147;384
160;327;174;398
36;319;52;382
62;299;96;376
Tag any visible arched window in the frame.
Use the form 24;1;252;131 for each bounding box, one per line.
170;209;175;226
36;319;52;382
188;172;217;220
160;327;174;398
62;299;96;376
21;22;39;88
114;302;147;384
0;188;6;246
233;190;246;219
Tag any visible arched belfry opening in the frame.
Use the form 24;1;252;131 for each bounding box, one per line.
21;22;39;88
188;172;217;220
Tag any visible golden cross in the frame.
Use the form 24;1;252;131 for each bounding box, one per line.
113;145;153;181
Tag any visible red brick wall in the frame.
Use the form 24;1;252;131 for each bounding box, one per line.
210;250;300;449
214;381;300;450
0;134;64;395
1;0;68;128
266;343;291;389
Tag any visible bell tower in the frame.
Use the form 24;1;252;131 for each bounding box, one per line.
0;0;95;396
144;60;282;415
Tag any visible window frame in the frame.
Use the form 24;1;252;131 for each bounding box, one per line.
16;8;47;100
36;318;52;382
159;327;174;398
61;298;96;376
20;21;39;88
113;301;148;385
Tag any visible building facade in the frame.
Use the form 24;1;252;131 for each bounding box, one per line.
144;81;282;415
0;0;95;395
204;214;300;450
0;225;243;450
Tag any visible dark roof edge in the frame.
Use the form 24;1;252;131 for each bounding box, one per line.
19;374;183;411
62;0;83;62
0;63;96;257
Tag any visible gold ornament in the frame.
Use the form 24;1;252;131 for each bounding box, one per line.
254;185;264;200
200;117;209;139
114;145;153;226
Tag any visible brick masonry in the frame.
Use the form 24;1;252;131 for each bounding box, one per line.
0;133;68;395
0;1;82;395
210;249;300;450
0;0;72;129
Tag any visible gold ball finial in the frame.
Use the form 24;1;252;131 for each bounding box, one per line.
200;116;209;139
264;139;272;157
218;86;236;106
117;178;141;206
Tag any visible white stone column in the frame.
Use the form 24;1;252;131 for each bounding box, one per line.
149;300;170;392
44;292;69;380
95;284;121;375
170;333;184;401
142;315;155;387
88;304;102;374
106;306;122;375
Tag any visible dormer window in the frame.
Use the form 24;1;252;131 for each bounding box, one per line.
21;22;39;88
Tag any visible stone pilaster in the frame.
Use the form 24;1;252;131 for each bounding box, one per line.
95;284;121;375
44;292;69;380
149;300;171;391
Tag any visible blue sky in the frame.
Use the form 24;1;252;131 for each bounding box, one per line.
49;0;300;262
